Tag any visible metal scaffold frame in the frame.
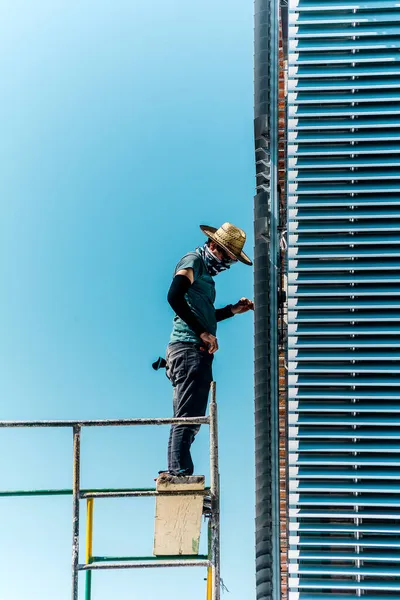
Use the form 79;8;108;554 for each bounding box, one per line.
0;382;220;600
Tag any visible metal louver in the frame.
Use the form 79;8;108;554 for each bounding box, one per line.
287;1;400;598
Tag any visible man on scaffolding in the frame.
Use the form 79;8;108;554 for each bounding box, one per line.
158;222;253;478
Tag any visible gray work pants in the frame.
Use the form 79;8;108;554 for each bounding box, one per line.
166;342;213;475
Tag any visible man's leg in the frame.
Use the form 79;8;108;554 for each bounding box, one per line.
167;385;178;471
167;343;213;475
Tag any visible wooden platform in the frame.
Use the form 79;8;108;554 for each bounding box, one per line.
153;474;205;556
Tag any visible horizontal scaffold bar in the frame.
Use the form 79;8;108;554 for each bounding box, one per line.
0;416;209;428
80;489;210;498
0;487;211;498
79;559;211;570
91;554;209;562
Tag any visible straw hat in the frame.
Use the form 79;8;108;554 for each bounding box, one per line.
200;222;252;266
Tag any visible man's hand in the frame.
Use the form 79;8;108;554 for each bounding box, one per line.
200;332;219;354
231;298;254;315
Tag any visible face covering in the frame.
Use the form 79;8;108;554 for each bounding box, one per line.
197;243;233;276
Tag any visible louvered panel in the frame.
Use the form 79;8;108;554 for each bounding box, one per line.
289;580;400;591
289;92;400;104
291;26;400;39
290;10;400;23
288;145;400;156
291;468;400;478
290;207;400;215
291;183;400;194
288;301;400;310
289;552;400;567
290;106;400;117
289;37;400;52
287;595;400;600
290;262;400;271
290;172;400;181
292;1;400;10
291;52;400;65
290;389;400;398
290;65;400;77
289;80;400;91
287;0;400;598
290;402;400;410
289;235;400;245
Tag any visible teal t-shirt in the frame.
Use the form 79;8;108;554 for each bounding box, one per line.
169;251;216;344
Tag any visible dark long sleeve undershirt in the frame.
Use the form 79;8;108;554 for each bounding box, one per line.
167;275;234;336
167;275;206;336
215;305;234;322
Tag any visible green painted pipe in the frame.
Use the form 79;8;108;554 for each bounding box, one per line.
85;570;92;600
0;486;211;498
0;489;73;497
0;487;156;497
91;555;209;562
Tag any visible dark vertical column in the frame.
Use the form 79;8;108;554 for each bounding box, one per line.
254;0;280;599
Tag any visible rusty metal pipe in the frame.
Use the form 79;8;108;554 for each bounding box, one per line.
71;426;81;600
209;382;220;600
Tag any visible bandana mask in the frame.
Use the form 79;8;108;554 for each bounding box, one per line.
197;243;234;276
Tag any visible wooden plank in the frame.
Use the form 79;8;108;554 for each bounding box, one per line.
153;474;205;556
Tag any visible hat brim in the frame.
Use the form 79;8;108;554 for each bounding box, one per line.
200;225;253;266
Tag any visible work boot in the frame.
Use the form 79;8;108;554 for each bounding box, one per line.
154;469;191;482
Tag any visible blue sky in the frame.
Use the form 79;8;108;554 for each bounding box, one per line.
0;2;255;598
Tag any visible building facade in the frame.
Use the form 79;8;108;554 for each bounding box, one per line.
255;1;400;598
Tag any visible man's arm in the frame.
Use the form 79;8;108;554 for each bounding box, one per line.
167;269;218;353
215;305;234;322
176;268;194;283
167;271;203;336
